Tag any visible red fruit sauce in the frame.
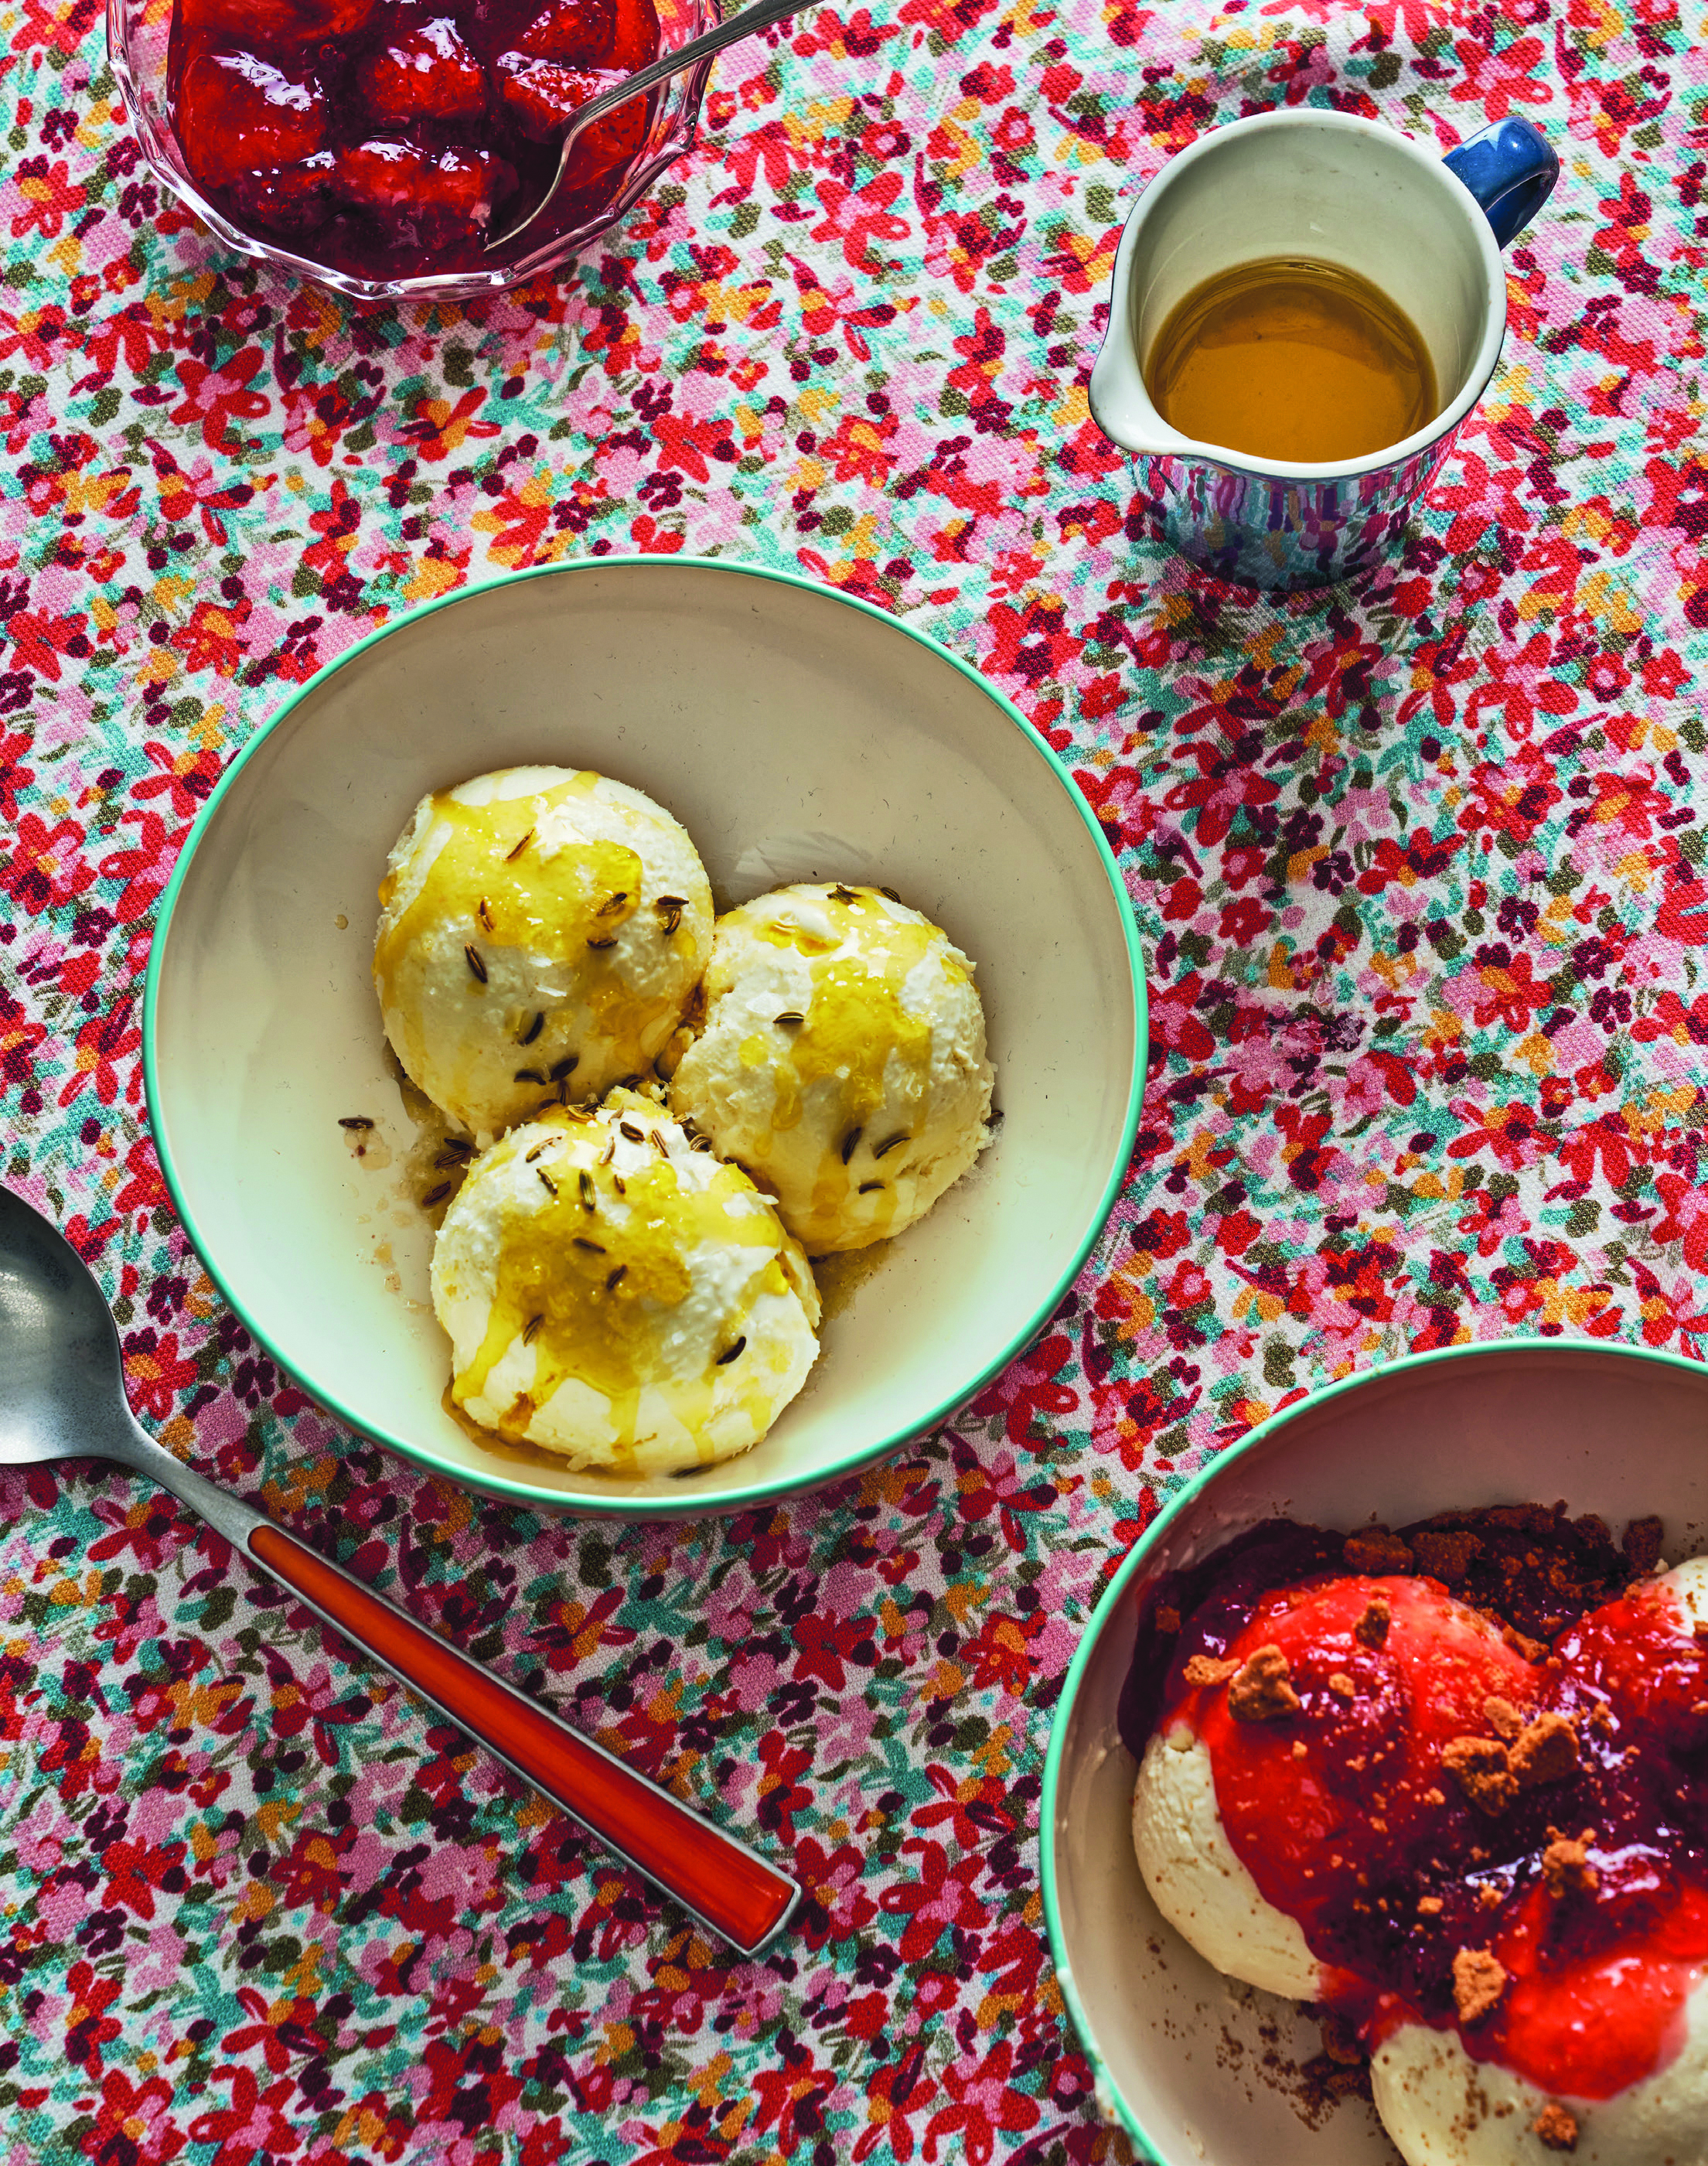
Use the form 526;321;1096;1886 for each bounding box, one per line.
165;0;663;279
1120;1511;1708;2104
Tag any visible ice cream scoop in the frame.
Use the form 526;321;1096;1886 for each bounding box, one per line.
1131;1720;1321;1999
376;766;712;1138
1371;1989;1708;2166
1130;1535;1708;2166
431;1090;820;1474
667;882;994;1254
1131;1573;1537;2001
1370;1557;1708;2166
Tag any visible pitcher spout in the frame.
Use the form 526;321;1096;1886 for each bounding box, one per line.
1087;333;1197;460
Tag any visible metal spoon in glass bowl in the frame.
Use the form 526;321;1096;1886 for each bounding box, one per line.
0;1184;799;1957
486;0;810;253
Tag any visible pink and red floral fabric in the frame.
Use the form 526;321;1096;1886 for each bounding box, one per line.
1;0;1704;2157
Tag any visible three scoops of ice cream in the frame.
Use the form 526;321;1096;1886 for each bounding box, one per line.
373;766;995;1475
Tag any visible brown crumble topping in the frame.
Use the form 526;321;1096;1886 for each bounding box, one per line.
1510;1711;1580;1789
1417;1895;1444;1915
1183;1653;1239;1690
1443;1735;1519;1816
1533;2103;1580;2152
1343;1528;1415;1574
1228;1646;1302;1722
1543;1833;1598;1897
1622;1515;1665;1574
1481;1695;1525;1741
1353;1595;1391;1649
1478;1883;1502;1910
1413;1528;1483;1582
1154;1605;1181;1635
1452;1947;1508;2024
1503;1625;1549;1663
1328;1672;1356;1700
1318;2014;1363;2067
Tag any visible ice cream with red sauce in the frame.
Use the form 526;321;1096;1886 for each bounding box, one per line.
1123;1509;1708;2164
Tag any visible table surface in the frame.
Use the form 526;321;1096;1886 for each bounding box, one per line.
2;0;1704;2159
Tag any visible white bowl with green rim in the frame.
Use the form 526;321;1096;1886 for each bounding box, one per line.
1041;1338;1708;2162
142;557;1146;1516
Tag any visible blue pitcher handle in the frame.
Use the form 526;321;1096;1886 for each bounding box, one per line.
1443;117;1560;249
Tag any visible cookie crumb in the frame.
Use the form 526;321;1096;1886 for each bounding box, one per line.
1318;2014;1364;2066
1533;2103;1579;2152
1452;1947;1508;2024
1328;1672;1356;1700
1542;1834;1597;1897
1511;1711;1580;1789
1183;1653;1239;1689
1502;1625;1549;1663
1621;1516;1664;1574
1353;1596;1391;1649
1481;1695;1525;1741
1414;1529;1483;1582
1344;1528;1415;1574
1228;1646;1302;1722
1417;1895;1444;1916
1154;1605;1181;1635
1443;1735;1518;1815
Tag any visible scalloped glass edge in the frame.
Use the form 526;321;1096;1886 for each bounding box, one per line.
106;0;715;304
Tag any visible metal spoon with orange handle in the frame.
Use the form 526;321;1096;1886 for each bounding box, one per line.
0;1183;799;1957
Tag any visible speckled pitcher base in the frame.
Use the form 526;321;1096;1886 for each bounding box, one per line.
1131;428;1463;591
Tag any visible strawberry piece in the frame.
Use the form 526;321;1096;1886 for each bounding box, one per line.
357;17;486;125
607;0;657;71
176;0;376;46
493;51;646;210
516;0;616;65
493;53;621;142
177;50;328;193
225;149;336;234
335;139;516;243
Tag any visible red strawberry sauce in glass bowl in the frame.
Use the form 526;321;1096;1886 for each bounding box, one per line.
109;0;711;300
1120;1507;1708;2105
163;0;660;281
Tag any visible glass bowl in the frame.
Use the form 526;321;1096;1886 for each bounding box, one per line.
107;0;714;305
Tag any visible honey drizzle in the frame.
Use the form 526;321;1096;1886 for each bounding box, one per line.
737;888;963;1249
451;1101;813;1469
373;775;696;1121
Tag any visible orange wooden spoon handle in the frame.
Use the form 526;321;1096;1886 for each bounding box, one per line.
248;1522;799;1954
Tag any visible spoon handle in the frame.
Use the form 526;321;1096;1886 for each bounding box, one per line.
110;1424;798;1957
486;0;812;252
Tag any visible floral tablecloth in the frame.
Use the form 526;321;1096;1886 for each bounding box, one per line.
2;0;1705;2156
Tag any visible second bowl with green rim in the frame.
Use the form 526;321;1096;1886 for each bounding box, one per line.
144;557;1146;1516
1041;1338;1708;2164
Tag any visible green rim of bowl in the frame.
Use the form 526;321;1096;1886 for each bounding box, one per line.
141;555;1149;1516
1038;1332;1708;2161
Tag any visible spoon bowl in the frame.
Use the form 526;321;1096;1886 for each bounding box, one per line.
486;0;812;252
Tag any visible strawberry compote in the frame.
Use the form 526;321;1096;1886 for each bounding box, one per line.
165;0;663;279
1121;1506;1708;2106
